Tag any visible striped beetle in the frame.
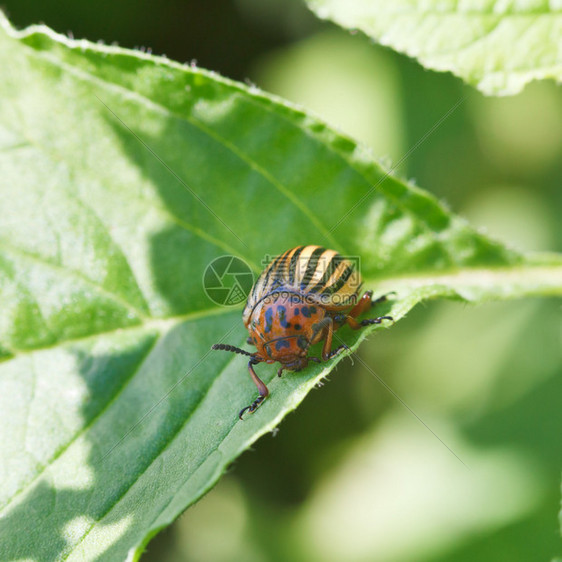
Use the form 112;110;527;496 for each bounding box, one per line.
213;246;393;418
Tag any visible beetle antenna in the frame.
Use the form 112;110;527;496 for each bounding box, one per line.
212;343;255;357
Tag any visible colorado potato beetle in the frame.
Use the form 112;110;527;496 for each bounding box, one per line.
212;245;393;419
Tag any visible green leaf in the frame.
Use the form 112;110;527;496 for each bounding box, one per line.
0;12;560;561
305;0;562;95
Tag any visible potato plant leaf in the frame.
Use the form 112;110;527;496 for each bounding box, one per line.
0;13;561;561
305;0;562;95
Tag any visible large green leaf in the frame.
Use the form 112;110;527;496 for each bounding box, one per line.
0;12;561;561
305;0;562;95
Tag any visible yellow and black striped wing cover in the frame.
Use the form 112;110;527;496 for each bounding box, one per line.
243;246;362;326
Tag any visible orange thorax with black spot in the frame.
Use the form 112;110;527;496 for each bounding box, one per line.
248;293;326;370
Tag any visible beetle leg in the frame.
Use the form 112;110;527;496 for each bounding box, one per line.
344;290;394;329
348;290;395;319
348;290;375;319
320;319;333;361
370;291;396;307
311;317;349;361
309;317;349;361
239;358;269;420
309;317;333;361
346;315;393;330
277;366;285;377
327;344;349;359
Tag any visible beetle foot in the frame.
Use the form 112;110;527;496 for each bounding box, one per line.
239;395;266;420
277;367;285;377
329;344;349;359
370;291;396;307
360;315;393;326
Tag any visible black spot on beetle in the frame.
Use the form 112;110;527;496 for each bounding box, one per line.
275;339;291;351
310;306;317;314
293;323;302;330
301;306;311;318
278;305;290;328
294;308;300;315
264;308;274;333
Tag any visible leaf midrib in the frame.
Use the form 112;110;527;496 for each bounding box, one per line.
369;262;562;291
4;260;559;363
0;305;234;363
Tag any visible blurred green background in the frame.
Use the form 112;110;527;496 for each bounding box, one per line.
4;1;561;560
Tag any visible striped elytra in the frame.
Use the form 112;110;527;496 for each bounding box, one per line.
212;246;393;419
243;245;362;326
